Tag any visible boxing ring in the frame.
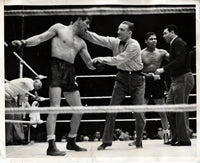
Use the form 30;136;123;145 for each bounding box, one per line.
3;5;198;162
5;139;197;162
4;104;198;162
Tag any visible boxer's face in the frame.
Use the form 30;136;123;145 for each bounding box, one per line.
145;34;157;48
77;17;91;35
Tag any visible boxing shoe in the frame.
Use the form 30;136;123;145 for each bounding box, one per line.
47;139;66;156
66;137;87;151
97;143;112;150
128;141;143;148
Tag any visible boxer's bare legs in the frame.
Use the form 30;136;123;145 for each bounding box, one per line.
63;91;87;151
144;98;169;143
63;91;83;136
46;87;61;136
46;86;66;156
154;98;169;130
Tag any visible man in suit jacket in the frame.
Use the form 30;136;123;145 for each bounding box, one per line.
155;24;194;146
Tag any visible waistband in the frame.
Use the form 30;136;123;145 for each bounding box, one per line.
51;57;74;65
118;69;143;75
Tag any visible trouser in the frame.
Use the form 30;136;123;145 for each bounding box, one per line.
5;99;25;143
102;71;146;144
166;72;194;142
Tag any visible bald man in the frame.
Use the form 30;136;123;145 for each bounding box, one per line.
5;77;42;145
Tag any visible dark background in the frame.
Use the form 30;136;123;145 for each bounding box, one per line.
4;5;196;141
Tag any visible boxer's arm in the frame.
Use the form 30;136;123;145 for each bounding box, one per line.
163;50;170;61
24;24;59;47
80;41;96;70
12;23;59;48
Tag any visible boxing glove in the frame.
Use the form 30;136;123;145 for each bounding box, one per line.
11;40;27;49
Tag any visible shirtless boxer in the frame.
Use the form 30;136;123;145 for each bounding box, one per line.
141;32;170;144
12;16;95;156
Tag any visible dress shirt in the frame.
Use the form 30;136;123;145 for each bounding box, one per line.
84;31;143;71
170;35;178;45
5;78;34;99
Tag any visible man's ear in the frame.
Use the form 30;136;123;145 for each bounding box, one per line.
171;30;175;35
77;17;82;22
129;31;132;36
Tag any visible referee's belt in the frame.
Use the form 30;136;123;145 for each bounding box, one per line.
118;69;143;75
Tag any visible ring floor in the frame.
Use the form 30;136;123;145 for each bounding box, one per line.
4;139;198;162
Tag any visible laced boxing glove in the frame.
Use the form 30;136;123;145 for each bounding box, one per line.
141;72;154;83
93;61;105;72
11;40;27;49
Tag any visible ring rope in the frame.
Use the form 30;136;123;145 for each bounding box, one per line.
5;117;196;124
41;94;196;101
5;120;44;124
5;104;196;114
76;73;196;78
4;7;195;17
77;75;116;78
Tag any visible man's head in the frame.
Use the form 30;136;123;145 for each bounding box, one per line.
71;16;92;35
117;21;134;41
163;24;178;43
33;79;42;90
145;32;157;49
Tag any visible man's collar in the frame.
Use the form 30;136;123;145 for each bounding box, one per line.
170;35;178;45
120;40;126;45
119;38;131;45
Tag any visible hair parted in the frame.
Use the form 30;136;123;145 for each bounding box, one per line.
164;24;178;34
145;32;156;40
71;15;92;23
121;21;134;32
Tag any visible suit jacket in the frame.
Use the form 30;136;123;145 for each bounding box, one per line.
164;37;191;77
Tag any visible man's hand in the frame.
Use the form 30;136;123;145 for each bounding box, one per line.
92;57;104;64
155;68;164;75
37;75;47;80
144;72;160;82
87;60;96;70
35;96;47;102
92;57;105;72
145;72;154;78
152;74;161;81
11;40;27;49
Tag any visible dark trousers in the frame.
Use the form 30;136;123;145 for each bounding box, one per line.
102;71;146;144
166;72;194;142
5;99;25;143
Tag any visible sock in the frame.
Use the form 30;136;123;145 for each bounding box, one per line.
68;133;77;138
163;129;169;134
47;135;56;141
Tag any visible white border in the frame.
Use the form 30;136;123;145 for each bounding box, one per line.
1;0;199;163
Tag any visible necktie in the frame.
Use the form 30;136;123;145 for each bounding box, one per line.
119;41;126;46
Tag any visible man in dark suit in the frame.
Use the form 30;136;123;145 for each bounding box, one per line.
155;24;194;146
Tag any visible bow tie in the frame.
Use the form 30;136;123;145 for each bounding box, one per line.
119;41;126;46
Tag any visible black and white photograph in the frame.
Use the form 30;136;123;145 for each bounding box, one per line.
0;0;199;162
